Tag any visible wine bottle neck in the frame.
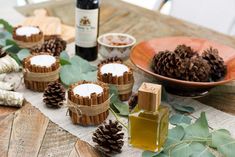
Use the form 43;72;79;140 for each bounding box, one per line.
77;0;99;9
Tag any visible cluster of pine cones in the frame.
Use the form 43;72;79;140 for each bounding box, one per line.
152;45;227;82
31;36;66;56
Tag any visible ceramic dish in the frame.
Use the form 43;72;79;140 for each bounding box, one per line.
98;33;136;60
130;36;235;97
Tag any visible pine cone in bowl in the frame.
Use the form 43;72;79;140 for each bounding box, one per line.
202;47;227;81
174;44;198;59
152;50;188;79
186;57;211;82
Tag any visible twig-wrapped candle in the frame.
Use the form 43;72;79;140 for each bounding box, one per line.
13;26;44;48
23;53;60;92
98;58;134;101
68;80;109;126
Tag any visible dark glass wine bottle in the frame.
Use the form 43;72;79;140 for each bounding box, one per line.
75;0;99;61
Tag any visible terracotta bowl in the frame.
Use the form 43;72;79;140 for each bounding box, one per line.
98;33;136;60
130;36;235;97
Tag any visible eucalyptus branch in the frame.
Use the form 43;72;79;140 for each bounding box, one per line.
110;107;128;129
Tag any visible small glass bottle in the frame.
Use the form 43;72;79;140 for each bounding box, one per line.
129;82;169;152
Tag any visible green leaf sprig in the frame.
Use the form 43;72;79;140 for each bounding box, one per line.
143;112;235;157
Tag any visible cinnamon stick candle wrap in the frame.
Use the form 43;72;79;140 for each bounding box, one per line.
68;81;109;126
23;53;60;92
13;26;44;49
97;59;134;101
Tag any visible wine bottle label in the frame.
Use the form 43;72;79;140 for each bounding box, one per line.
76;8;99;48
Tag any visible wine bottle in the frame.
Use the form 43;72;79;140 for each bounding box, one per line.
75;0;99;61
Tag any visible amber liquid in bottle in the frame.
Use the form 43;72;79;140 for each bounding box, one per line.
75;0;99;61
129;105;169;152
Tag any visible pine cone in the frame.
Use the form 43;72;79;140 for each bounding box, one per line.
186;57;211;82
92;120;124;157
202;47;227;81
152;50;188;79
43;82;66;108
0;46;7;58
174;44;198;59
32;36;66;56
100;57;122;64
128;93;138;111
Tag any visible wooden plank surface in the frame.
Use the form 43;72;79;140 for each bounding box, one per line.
8;103;49;157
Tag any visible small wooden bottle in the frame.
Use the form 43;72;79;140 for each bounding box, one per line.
97;58;134;101
23;53;60;92
129;82;169;152
68;80;109;126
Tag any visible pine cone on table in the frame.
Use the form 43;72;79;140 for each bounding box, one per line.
92;120;124;157
202;47;227;81
43;82;66;108
0;46;7;58
32;36;66;56
186;57;211;82
152;50;188;79
174;44;198;59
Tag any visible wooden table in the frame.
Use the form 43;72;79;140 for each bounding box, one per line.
1;0;235;156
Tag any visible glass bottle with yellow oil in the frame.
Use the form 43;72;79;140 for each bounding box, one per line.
129;82;169;152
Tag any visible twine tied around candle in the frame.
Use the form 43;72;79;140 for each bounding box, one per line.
67;96;111;117
15;37;44;49
23;67;60;82
111;80;134;95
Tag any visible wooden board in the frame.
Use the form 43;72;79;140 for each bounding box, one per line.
0;102;100;157
21;9;75;43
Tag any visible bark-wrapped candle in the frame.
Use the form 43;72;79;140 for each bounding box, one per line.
98;58;134;101
68;80;109;126
23;53;60;92
13;25;44;49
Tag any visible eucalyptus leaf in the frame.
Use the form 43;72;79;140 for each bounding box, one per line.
8;52;21;65
5;39;21;53
170;143;192;157
184;112;210;140
60;58;71;65
60;51;71;65
59;55;97;86
109;85;129;116
169;114;192;125
171;103;195;114
211;129;235;157
190;142;215;157
2;45;13;51
142;151;160;157
17;49;30;61
164;126;185;153
0;19;13;33
0;31;12;46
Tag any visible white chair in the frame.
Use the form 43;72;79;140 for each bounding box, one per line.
122;0;164;10
168;0;235;35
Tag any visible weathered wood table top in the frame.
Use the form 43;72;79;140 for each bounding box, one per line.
1;0;235;157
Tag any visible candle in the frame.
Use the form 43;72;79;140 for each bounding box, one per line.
16;26;40;37
100;63;129;77
73;83;103;97
30;55;56;67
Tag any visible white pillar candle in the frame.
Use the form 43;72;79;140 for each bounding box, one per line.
73;83;103;97
16;26;40;37
30;55;56;67
100;63;129;77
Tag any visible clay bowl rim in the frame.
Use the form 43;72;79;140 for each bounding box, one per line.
97;33;136;48
130;36;235;87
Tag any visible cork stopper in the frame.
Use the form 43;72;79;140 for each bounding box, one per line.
138;82;161;111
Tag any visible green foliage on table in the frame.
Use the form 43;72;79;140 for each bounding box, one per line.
142;112;235;157
169;114;192;125
59;52;97;86
171;102;195;114
17;49;30;61
0;19;13;33
109;85;129;117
